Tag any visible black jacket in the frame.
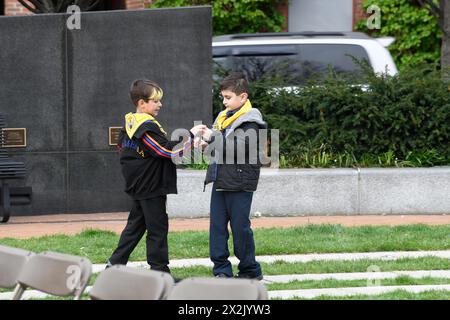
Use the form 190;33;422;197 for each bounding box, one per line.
204;108;267;192
118;120;191;200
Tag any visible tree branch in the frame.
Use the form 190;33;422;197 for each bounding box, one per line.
41;0;54;12
416;0;442;18
17;0;42;13
55;0;74;13
18;0;103;13
85;0;102;11
74;0;102;11
415;0;446;32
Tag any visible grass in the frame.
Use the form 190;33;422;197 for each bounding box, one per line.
265;276;450;291
169;257;450;279
2;256;448;294
71;257;450;289
288;290;450;300
4;257;450;292
1;224;449;263
24;274;450;300
2;224;449;300
34;256;442;294
33;290;450;300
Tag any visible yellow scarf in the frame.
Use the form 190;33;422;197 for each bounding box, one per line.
125;112;167;139
215;99;252;131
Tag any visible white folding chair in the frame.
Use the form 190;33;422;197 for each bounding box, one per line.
12;251;92;300
0;244;34;289
167;277;269;300
89;265;175;300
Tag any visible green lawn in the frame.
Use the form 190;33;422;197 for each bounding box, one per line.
34;290;450;300
167;257;450;279
265;276;450;291
1;224;449;264
3;256;449;295
2;224;449;300
56;256;445;290
287;290;450;300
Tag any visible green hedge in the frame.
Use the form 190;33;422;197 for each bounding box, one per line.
213;63;450;167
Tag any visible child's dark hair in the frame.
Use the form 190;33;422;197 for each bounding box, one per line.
220;72;249;95
129;79;163;106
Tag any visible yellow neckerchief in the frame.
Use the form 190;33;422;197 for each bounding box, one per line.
125;112;167;139
215;99;252;131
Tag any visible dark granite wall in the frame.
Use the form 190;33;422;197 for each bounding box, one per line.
0;7;212;215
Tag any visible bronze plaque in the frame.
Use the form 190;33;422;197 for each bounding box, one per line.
109;127;123;146
2;128;27;148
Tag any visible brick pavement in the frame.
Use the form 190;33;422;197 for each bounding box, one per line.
0;213;448;239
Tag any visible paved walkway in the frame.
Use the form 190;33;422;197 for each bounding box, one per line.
1;213;449;239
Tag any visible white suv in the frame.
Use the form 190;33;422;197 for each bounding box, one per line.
212;32;398;84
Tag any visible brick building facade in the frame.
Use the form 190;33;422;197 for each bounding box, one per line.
353;0;368;29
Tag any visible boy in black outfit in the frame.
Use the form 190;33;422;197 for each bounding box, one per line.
107;79;204;273
201;72;266;280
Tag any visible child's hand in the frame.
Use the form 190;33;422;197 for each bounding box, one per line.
193;135;208;149
190;124;207;136
202;128;213;141
194;139;208;151
200;140;208;150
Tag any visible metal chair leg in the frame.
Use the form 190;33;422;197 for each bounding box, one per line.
11;283;25;300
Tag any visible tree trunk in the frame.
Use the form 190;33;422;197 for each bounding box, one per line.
441;0;450;72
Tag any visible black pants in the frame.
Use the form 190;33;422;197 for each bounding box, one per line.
109;195;170;273
209;188;262;278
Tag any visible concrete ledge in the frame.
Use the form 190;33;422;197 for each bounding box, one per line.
167;168;450;217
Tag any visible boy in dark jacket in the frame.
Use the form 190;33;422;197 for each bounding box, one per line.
107;79;204;273
201;72;266;280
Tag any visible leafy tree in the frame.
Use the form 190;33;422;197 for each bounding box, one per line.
356;0;442;70
415;0;450;71
357;0;450;71
150;0;286;35
17;0;102;13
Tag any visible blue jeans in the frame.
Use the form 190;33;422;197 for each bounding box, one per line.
209;188;262;277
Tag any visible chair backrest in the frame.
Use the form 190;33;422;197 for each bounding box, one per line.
89;265;175;300
12;251;92;300
0;245;34;288
43;251;93;298
167;277;269;300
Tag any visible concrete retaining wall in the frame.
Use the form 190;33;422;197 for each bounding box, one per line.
167;167;450;217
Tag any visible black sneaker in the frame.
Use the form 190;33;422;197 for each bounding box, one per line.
173;277;182;283
105;260;113;269
236;273;263;281
215;273;232;278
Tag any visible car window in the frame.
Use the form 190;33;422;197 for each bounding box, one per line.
298;44;370;79
213;43;370;85
214;45;300;83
